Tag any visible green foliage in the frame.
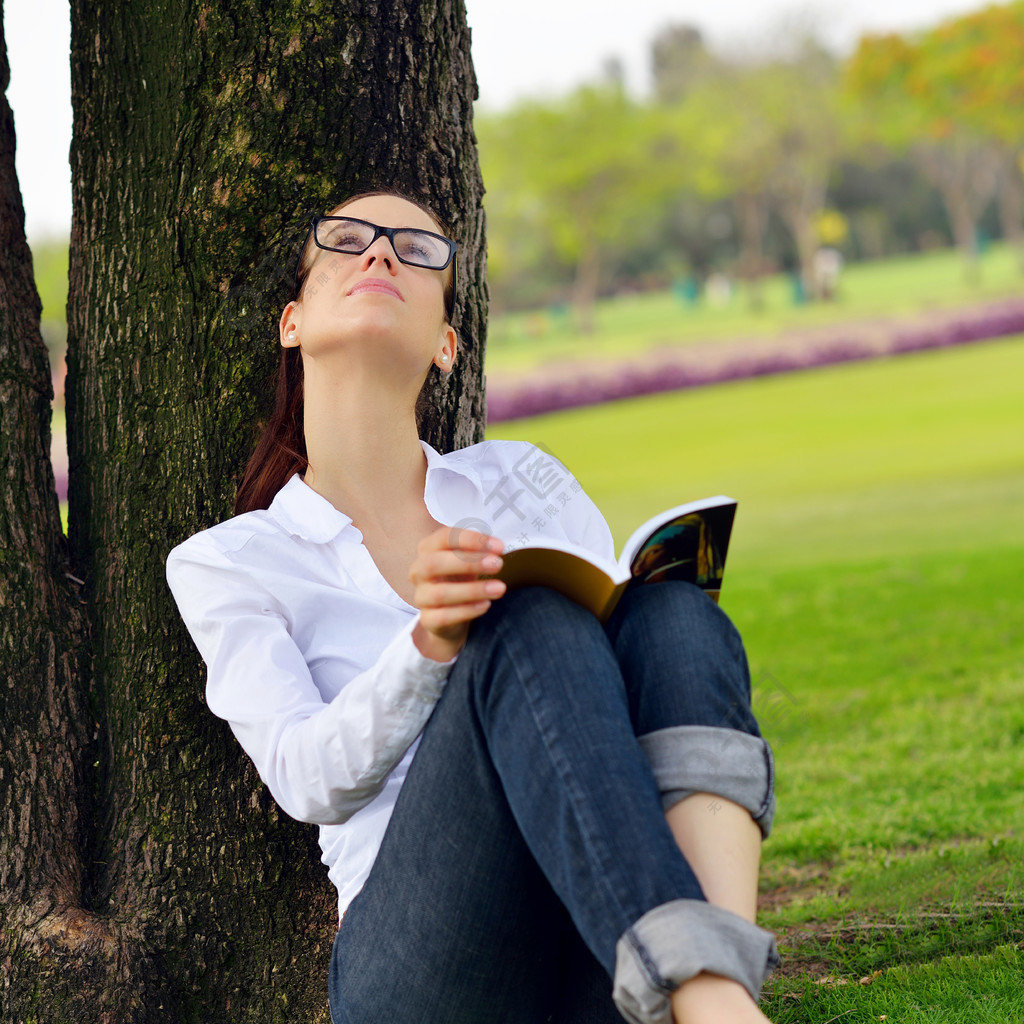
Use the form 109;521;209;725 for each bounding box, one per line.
479;86;644;259
847;2;1024;147
664;70;781;202
478;52;850;308
28;239;68;321
675;49;845;202
844;4;1024;271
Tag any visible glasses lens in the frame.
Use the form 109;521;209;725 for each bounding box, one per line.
317;218;374;253
392;229;451;269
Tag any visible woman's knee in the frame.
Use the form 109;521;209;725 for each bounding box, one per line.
610;581;744;663
468;585;607;660
607;581;758;736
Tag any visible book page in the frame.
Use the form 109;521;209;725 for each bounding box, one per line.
626;503;736;602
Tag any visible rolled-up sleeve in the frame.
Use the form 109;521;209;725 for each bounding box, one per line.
166;538;454;826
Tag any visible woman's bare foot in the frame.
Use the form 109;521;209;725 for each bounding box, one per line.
670;972;772;1024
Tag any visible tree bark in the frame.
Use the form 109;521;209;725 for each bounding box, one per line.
4;1;486;1021
1;6;98;1019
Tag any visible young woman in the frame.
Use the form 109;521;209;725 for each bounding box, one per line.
166;190;779;1024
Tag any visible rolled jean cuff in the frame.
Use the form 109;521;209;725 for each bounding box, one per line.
613;899;780;1023
638;725;775;837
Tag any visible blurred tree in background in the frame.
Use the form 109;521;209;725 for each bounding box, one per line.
848;1;1024;278
660;37;848;306
479;82;667;330
478;2;1024;314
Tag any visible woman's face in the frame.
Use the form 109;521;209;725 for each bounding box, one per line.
280;194;456;377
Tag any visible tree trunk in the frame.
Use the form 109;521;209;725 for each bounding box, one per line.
5;1;486;1021
994;146;1024;274
943;181;981;282
571;233;601;333
776;175;827;302
917;139;997;285
734;190;767;310
1;8;95;1018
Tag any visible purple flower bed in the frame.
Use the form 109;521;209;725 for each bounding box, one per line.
486;298;1024;424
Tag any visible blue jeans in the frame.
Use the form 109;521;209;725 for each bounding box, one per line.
329;582;778;1024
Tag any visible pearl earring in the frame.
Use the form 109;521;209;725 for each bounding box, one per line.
287;332;296;342
441;354;450;363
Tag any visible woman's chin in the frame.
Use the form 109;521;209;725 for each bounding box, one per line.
305;343;432;387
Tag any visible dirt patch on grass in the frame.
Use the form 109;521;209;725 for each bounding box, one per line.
758;862;838;913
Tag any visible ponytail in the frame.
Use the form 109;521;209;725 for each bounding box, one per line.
234;346;306;514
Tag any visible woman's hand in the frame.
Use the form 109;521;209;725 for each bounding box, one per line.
409;526;507;662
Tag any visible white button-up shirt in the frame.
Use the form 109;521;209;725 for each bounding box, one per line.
166;439;614;918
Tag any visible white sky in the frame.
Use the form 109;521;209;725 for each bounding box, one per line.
3;0;990;241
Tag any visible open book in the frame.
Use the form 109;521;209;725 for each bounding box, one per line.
495;497;737;622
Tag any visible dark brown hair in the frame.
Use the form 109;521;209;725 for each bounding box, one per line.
233;190;456;515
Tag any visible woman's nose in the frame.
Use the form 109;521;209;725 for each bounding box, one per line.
360;235;397;271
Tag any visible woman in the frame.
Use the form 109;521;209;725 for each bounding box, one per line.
166;190;779;1024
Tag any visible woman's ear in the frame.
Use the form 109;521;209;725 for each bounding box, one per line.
435;323;458;372
280;301;301;348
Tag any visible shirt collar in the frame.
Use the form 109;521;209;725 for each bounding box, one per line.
420;439;484;490
267;441;484;544
267;474;353;544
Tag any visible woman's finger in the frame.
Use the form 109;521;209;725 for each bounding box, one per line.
414;578;506;610
418;599;493;634
410;548;502;584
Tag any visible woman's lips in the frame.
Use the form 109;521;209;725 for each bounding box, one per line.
348;278;404;301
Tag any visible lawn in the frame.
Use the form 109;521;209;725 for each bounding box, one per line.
487;335;1024;1020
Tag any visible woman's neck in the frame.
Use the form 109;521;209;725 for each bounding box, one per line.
301;362;429;532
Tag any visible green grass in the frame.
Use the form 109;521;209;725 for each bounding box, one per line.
767;945;1024;1022
487;335;1024;1016
486;242;1024;373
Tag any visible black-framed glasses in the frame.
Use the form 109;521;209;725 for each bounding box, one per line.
309;215;456;270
